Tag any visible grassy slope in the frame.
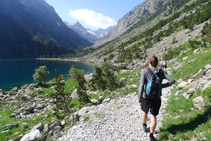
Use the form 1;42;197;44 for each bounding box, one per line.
159;43;211;140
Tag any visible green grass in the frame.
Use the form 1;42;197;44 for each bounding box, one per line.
159;82;211;140
172;48;211;80
0;109;54;141
64;79;78;94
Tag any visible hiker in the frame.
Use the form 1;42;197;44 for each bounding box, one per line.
138;56;175;141
160;60;167;70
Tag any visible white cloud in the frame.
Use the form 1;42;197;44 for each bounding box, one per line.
69;9;116;29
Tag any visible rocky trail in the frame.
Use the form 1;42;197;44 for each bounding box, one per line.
58;83;173;141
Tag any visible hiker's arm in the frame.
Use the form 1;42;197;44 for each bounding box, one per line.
138;70;145;102
162;70;175;88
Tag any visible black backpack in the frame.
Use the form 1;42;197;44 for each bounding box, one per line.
145;68;162;100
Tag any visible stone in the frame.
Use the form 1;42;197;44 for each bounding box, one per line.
84;73;93;83
103;98;111;103
177;78;183;83
20;129;41;141
193;69;205;78
61;121;66;127
193;48;200;54
28;84;35;90
202;81;211;91
43;124;50;134
182;56;188;61
91;99;99;104
25;90;33;95
8;90;17;96
71;89;78;99
11;87;18;91
31;123;44;132
25;107;34;113
188;79;193;84
193;96;204;110
53;126;62;132
177;81;188;89
183;93;192;99
130;84;137;89
21;95;31;101
22;122;28;129
119;78;127;86
36;104;45;110
204;64;211;71
49;121;61;130
187;87;196;94
120;69;132;74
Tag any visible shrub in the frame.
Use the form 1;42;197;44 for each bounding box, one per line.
50;70;73;119
33;66;50;85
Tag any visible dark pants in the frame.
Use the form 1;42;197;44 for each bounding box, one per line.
141;98;161;116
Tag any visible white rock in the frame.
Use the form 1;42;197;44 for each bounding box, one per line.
71;89;78;99
177;81;188;89
193;96;204;110
183;93;191;99
182;56;188;61
120;69;132;74
84;73;93;83
20;129;41;141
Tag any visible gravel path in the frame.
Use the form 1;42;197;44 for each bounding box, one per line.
58;85;173;141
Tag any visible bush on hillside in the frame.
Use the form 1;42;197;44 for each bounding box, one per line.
91;63;118;91
33;66;50;85
51;70;73;119
69;66;90;104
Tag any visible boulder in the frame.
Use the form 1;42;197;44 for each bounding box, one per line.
36;103;45;110
52;126;62;132
71;89;78;99
91;99;99;105
193;96;204;110
183;93;192;99
48;121;61;131
31;123;44;132
20;129;41;141
182;56;188;61
8;90;17;96
21;95;31;101
193;48;200;54
84;73;93;83
119;78;127;84
204;64;211;71
177;81;188;89
187;87;196;94
202;81;211;91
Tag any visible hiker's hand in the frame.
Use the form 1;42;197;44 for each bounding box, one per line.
139;102;141;107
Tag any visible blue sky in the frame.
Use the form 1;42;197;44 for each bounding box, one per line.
45;0;145;30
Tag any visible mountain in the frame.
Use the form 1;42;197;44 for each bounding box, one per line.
79;0;211;65
67;22;99;43
88;26;115;38
0;9;68;58
0;0;92;53
67;22;114;43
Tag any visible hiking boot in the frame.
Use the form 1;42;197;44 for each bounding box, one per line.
142;124;147;133
149;135;156;141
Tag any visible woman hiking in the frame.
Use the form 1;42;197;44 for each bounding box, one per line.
138;56;175;141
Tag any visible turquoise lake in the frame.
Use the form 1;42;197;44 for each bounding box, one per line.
0;59;94;91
